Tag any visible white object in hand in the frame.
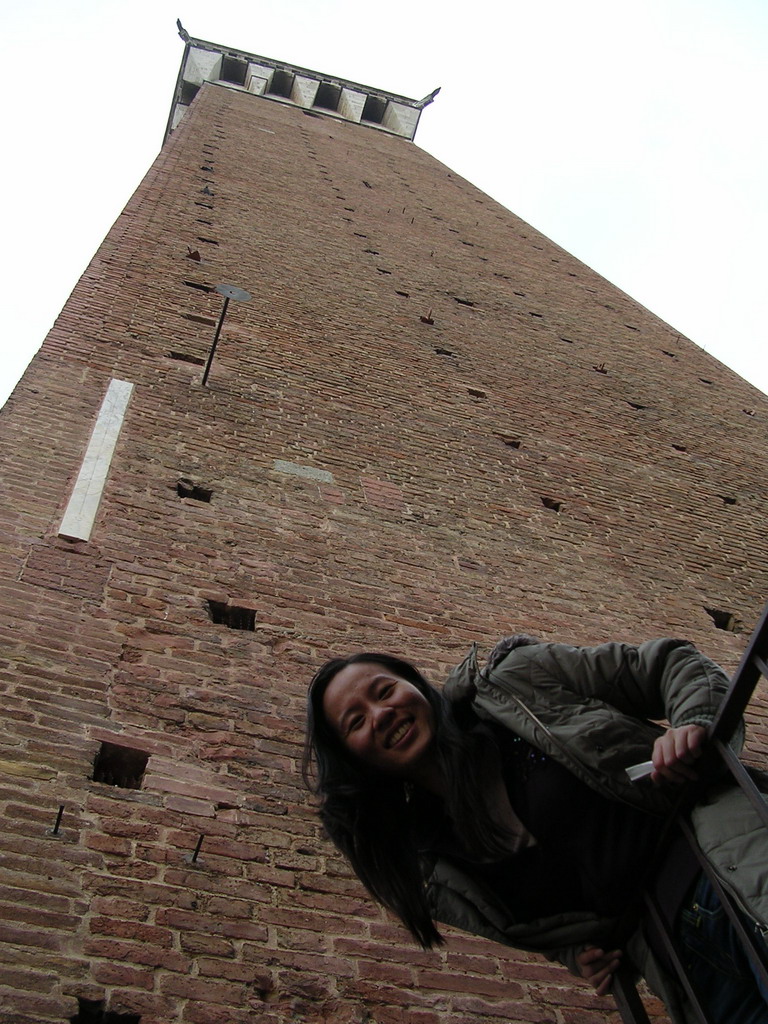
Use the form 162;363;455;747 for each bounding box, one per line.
625;760;655;782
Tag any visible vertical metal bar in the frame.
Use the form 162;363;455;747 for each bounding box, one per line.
714;739;768;829
679;818;768;996
709;602;768;745
191;834;205;863
201;296;230;386
643;892;713;1024
611;603;768;1021
612;967;654;1024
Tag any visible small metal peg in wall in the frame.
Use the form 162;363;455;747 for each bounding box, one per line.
47;804;65;838
185;834;205;865
201;284;252;387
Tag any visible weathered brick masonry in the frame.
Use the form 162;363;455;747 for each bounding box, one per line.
0;60;767;1024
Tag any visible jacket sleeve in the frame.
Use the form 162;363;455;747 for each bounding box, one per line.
469;638;743;792
527;638;734;731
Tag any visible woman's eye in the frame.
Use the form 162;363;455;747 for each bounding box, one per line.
348;716;364;732
380;684;394;698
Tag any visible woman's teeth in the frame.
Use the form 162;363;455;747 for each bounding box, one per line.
389;722;410;746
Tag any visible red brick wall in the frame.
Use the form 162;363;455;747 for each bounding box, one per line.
0;80;766;1023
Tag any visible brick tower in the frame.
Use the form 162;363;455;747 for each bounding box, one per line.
1;32;766;1024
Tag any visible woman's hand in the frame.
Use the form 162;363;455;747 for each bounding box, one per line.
651;724;708;785
576;946;623;995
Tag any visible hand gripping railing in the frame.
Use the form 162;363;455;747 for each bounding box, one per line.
612;603;768;1024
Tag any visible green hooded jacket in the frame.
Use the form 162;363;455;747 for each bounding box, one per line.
427;637;763;1022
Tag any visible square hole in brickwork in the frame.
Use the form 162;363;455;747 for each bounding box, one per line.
177;478;213;502
362;95;387;123
183;313;217;326
207;600;256;631
92;743;149;789
495;434;521;449
168;351;205;366
704;607;740;632
70;997;141;1023
269;69;294;97
314;82;341;111
541;497;562;512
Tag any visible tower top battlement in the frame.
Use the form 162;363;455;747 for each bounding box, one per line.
165;29;439;143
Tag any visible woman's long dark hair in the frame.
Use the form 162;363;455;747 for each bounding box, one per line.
303;652;514;948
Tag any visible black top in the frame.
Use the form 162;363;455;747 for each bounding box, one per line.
415;722;697;938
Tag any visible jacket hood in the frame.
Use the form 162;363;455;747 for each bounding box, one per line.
443;634;542;702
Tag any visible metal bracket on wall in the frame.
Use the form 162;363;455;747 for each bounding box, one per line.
201;284;252;386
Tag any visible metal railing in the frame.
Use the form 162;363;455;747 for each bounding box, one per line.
612;603;768;1023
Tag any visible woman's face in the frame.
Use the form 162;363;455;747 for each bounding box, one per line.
322;661;436;779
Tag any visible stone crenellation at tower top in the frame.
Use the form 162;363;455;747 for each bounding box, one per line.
166;27;440;144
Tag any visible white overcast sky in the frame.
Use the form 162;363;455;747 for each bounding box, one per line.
2;0;766;408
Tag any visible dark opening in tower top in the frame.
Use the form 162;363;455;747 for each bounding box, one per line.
269;69;294;98
362;95;387;124
180;80;200;105
314;83;341;111
220;55;247;86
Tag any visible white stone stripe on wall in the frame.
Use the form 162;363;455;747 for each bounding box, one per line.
273;459;334;483
58;379;134;542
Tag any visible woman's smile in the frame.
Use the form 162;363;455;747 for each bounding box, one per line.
388;720;412;747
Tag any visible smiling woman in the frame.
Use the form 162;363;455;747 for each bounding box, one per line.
303;650;517;947
303;637;768;1024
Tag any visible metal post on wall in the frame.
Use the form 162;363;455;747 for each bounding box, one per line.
201;283;252;387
